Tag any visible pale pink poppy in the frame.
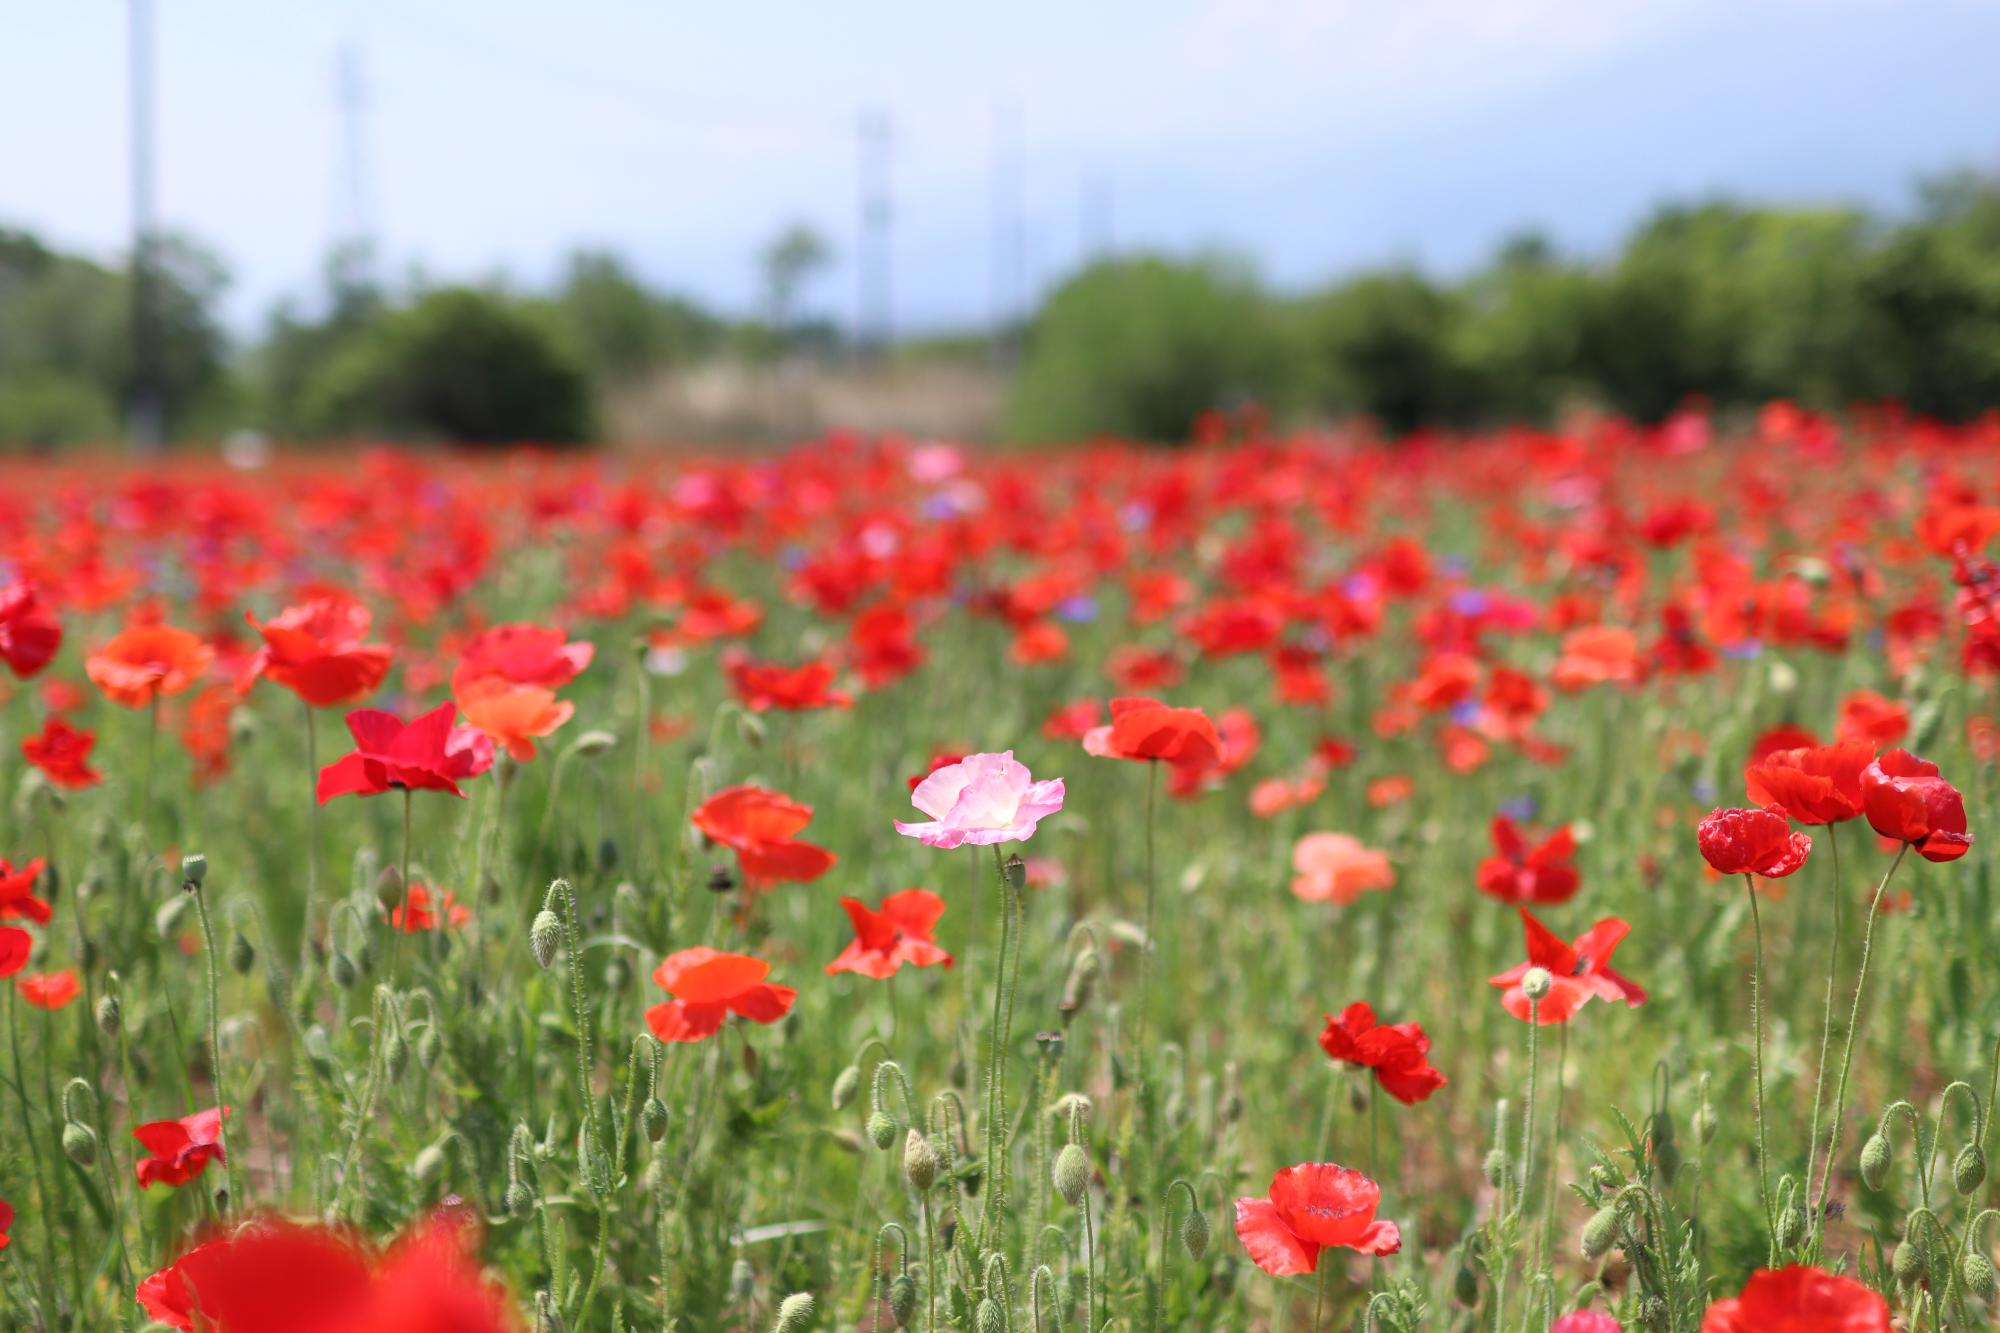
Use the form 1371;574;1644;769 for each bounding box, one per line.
894;751;1065;849
1290;832;1394;904
1551;1315;1621;1333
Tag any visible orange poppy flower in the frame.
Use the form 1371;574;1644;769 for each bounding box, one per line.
86;624;213;708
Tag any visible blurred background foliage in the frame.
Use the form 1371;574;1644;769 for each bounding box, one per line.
11;171;2000;446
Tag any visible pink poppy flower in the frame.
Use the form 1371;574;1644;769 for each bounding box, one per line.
893;751;1064;849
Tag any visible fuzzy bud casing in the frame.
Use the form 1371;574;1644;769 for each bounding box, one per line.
529;910;562;969
1054;1141;1091;1206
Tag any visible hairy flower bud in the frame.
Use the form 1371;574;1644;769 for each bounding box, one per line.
413;1142;447;1185
228;932;255;975
1776;1200;1805;1250
1453;1263;1479;1307
643;1097;671;1143
1955;1143;1987;1196
374;864;403;912
529;910;562;969
1483;1148;1509;1189
418;1028;443;1071
95;993;121;1038
384;1031;410;1081
831;1064;861;1111
730;1258;756;1303
1893;1238;1925;1286
903;1128;940;1192
866;1110;896;1151
331;949;359;989
772;1291;815;1333
888;1273;918;1328
1963;1252;1998;1300
1860;1133;1892;1191
1181;1207;1210;1260
504;1179;534;1217
974;1298;1003;1333
62;1120;98;1167
1054;1141;1091;1206
1581;1205;1619;1260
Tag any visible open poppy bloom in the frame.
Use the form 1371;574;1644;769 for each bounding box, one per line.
724;655;852;712
1551;625;1645;691
136;1211;520;1333
1551;1315;1621;1333
1081;696;1222;768
1318;1002;1446;1105
1836;690;1909;747
1697;805;1812;878
1475;817;1580;904
386;885;471;933
1861;749;1973;863
645;947;797;1043
1234;1162;1401;1275
0;583;62;679
16;969;79;1010
0;857;51;925
316;704;493;804
134;1106;231;1189
1290;832;1394;904
21;717;101;789
826;889;953;979
1744;740;1872;825
894;751;1065;849
691;785;836;887
86;623;214;708
0;1195;11;1251
450;622;594;694
1041;698;1102;740
1700;1264;1889;1332
1489;909;1647;1024
455;680;574;761
239;592;393;708
0;926;28;978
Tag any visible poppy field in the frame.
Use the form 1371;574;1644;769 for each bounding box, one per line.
1;409;1998;1332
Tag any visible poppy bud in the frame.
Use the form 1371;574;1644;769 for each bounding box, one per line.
374;864;403;912
385;1031;410;1080
1655;1138;1681;1186
866;1110;896;1151
418;1028;443;1071
1963;1252;1998;1300
1650;1109;1676;1148
1860;1134;1892;1191
1581;1205;1619;1260
413;1141;447;1185
1521;967;1553;1002
904;1128;940;1191
303;1024;337;1075
730;1260;756;1304
331;949;359;989
181;852;208;889
1691;1100;1718;1145
1181;1207;1210;1260
974;1298;1003;1333
888;1274;918;1328
228;932;255;975
1003;854;1026;893
737;711;768;750
569;730;618;759
1054;1141;1091;1206
156;893;193;939
1955;1143;1986;1196
1483;1149;1509;1189
1775;1200;1805;1250
1060;947;1100;1018
62;1119;98;1167
1454;1262;1479;1307
1893;1238;1924;1286
772;1291;815;1333
643;1097;670;1143
597;837;620;873
831;1064;861;1111
504;1179;535;1217
95;993;121;1038
529;910;562;969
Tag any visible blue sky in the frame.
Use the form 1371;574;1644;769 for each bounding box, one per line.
4;0;1999;333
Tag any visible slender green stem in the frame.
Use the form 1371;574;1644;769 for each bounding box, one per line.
304;700;321;961
1311;1253;1330;1333
1517;999;1540;1222
1135;759;1161;1073
1537;1024;1568;1268
6;989;58;1313
191;881;243;1211
391;787;414;977
1745;874;1774;1260
1803;820;1843;1243
1816;843;1911;1213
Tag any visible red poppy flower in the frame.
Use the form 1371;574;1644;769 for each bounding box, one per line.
386;885;471;933
1081;697;1222;767
86;624;215;708
0;926;28;979
849;603;925;688
1233;1162;1401;1275
0;857;51;925
1861;749;1973;863
1744;741;1872;825
1318;1002;1447;1105
21;717;101;789
16;969;79;1010
239;592;393;708
1836;690;1908;746
1166;707;1259;798
0;583;62;679
690;785;836;886
1041;699;1102;740
451;622;594;696
0;1195;11;1251
134;1106;231;1189
181;684;236;785
455;681;573;762
1748;722;1822;763
1105;645;1184;692
1552;625;1645;691
1009;620;1070;665
645;947;797;1043
1697;806;1813;878
1700;1265;1889;1332
316;704;493;804
1475;818;1580;905
826;889;954;980
1489;909;1647;1024
724;655;852;711
1551;1315;1620;1333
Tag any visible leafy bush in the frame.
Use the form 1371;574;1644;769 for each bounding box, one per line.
0;371;120;446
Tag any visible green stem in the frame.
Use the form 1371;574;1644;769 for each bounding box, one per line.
192;881;243;1211
1135;759;1161;1075
1816;843;1911;1213
1745;874;1774;1261
1517;999;1540;1222
1803;820;1843;1245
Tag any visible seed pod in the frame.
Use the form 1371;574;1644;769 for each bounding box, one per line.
62;1120;98;1167
1002;855;1026;892
903;1128;940;1192
831;1064;861;1111
95;994;121;1038
1956;1143;1987;1196
1581;1205;1619;1260
529;910;562;969
1962;1252;1997;1300
1181;1208;1210;1260
866;1111;896;1151
974;1297;1003;1333
1054;1142;1091;1206
772;1291;815;1332
1860;1134;1892;1191
181;853;208;888
504;1179;534;1217
642;1097;670;1143
1521;967;1553;1002
888;1273;918;1328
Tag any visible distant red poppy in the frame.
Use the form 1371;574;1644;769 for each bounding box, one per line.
0;926;28;979
1744;740;1871;825
1009;620;1070;665
1290;833;1394;904
21;716;101;789
826;889;953;980
1234;1162;1401;1276
1105;645;1184;691
1836;690;1908;746
181;684;235;785
691;785;836;887
1489;909;1647;1024
0;583;62;679
1082;696;1222;767
86;624;214;709
1748;722;1822;763
0;1195;11;1251
724;655;852;711
1248;769;1326;818
1861;749;1973;862
386;885;471;933
1318;1002;1447;1105
1700;1265;1889;1332
1476;817;1580;905
16;969;79;1010
1552;626;1645;691
0;857;51;925
646;947;797;1043
1041;699;1102;740
450;622;594;694
1697;806;1812;878
134;1106;230;1189
849;603;925;687
316;704;493;804
1166;707;1259;798
239;592;392;708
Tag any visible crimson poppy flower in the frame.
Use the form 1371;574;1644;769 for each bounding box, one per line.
455;680;573;762
134;1106;231;1189
1082;697;1222;767
1861;749;1973;862
386;885;471;933
1318;1002;1446;1105
1041;698;1103;740
0;857;51;925
16;969;79;1010
826;889;954;979
1489;909;1647;1024
1749;722;1823;762
1248;770;1326;818
0;583;61;679
1697;806;1812;878
1700;1265;1889;1332
21;717;101;789
181;684;236;785
136;1212;520;1333
1476;817;1580;905
450;622;594;696
724;655;852;711
0;926;28;979
1836;689;1909;746
691;785;836;886
1009;620;1070;665
849;603;925;688
86;623;215;709
316;704;493;804
239;592;392;708
1744;740;1872;825
645;947;797;1043
0;1195;11;1251
1166;707;1259;798
1233;1162;1401;1275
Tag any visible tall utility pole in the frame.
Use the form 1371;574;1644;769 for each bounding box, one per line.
332;40;376;291
856;107;893;361
127;0;163;451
